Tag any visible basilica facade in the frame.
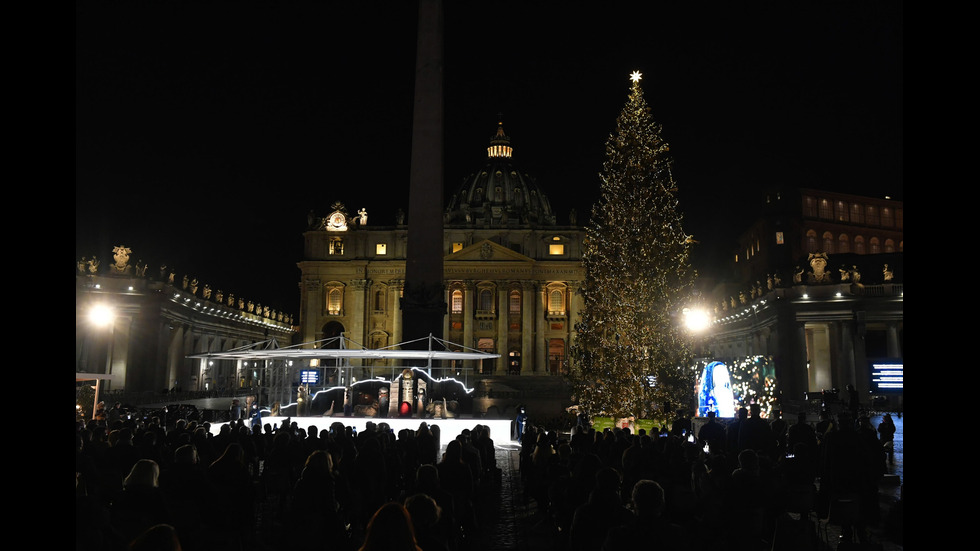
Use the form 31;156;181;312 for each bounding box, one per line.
298;124;585;379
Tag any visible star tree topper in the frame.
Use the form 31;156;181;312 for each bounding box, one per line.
630;70;642;82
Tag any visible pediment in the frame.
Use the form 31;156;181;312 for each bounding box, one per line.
445;239;534;262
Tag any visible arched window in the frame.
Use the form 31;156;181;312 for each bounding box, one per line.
549;289;565;315
806;230;818;253
479;289;494;312
509;290;521;314
869;237;881;254
838;234;850;254
327;288;343;315
884;239;895;253
374;289;386;312
451;290;463;313
822;232;834;253
854;236;866;254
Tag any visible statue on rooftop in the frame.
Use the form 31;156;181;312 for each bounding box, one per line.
807;253;832;284
110;245;133;275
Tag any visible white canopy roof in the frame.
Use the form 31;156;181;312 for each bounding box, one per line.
186;334;500;363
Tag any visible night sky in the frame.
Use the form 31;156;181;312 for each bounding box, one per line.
76;2;903;317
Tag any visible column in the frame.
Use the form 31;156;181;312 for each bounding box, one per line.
566;281;580;375
463;281;475;350
496;284;508;375
302;279;321;344
521;281;535;374
390;280;404;346
350;279;369;347
442;287;450;340
535;283;546;374
840;320;856;386
886;322;902;359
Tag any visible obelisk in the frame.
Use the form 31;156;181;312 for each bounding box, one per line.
401;0;445;347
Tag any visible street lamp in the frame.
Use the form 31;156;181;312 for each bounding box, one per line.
89;303;115;328
682;307;711;333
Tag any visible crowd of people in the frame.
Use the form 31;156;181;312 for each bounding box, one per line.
516;404;901;550
76;403;901;551
77;411;501;551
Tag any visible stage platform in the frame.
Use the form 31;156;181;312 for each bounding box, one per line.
211;415;517;445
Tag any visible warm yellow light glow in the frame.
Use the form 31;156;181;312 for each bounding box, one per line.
89;304;115;327
630;70;642;82
683;307;711;332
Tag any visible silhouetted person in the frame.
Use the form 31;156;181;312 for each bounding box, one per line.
769;409;788;456
405;493;451;551
787;411;818;455
727;407;748;453
738;404;774;455
357;502;423;551
878;413;896;462
698;410;727;455
568;467;631;551
602;479;685;551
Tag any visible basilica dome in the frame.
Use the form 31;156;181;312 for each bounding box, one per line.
444;122;557;227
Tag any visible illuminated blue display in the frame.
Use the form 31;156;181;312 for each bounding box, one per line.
300;370;319;385
697;361;737;418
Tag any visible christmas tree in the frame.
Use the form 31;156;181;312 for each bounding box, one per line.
571;71;697;420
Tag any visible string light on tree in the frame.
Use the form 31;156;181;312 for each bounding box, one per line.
571;71;697;419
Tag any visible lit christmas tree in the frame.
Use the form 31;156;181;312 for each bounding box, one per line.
572;71;697;420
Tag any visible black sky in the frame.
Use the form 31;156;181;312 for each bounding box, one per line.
76;1;903;316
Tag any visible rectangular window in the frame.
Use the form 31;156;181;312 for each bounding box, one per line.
803;195;817;218
850;203;864;224
376;243;387;255
775;231;784;245
866;205;880;226
881;207;894;227
818;198;832;220
549;244;565;255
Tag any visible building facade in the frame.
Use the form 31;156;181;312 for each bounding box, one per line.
76;249;296;398
701;188;903;410
298;124;585;380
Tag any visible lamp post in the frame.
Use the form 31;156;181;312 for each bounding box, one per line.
89;304;116;378
87;304;115;417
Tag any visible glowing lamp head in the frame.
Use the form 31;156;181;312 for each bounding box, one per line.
683;307;710;332
89;304;115;327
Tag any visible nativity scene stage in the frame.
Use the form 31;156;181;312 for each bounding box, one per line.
189;334;512;429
